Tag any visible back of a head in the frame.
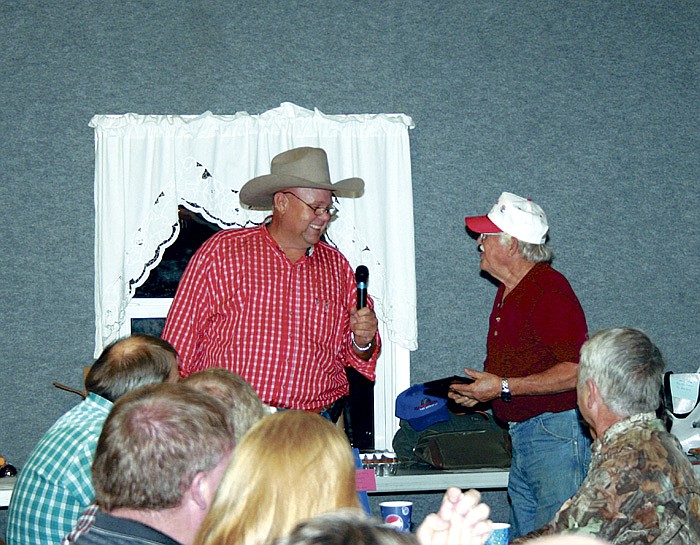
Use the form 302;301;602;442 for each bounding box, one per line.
92;382;235;512
196;410;359;545
273;509;418;545
85;333;178;402
182;367;265;442
578;328;665;417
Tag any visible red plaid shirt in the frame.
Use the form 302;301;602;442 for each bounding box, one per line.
162;223;380;410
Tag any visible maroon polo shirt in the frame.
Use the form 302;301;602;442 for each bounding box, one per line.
485;262;588;423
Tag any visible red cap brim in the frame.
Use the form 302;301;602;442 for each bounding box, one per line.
465;215;501;234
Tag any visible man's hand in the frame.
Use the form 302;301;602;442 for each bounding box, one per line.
416;487;493;545
448;368;501;408
349;305;378;348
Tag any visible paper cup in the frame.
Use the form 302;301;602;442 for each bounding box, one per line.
485;522;510;545
380;500;413;532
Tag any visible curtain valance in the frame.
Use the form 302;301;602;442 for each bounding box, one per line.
91;102;417;355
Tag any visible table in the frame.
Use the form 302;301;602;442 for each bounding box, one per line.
1;476;16;508
368;466;510;495
368;461;700;495
0;469;507;506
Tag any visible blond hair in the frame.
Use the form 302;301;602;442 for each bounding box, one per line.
195;410;360;545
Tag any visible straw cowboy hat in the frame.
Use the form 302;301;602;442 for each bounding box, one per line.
239;147;364;209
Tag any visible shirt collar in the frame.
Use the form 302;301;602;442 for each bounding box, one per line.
596;411;660;450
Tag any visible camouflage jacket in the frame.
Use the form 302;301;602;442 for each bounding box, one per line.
515;412;700;544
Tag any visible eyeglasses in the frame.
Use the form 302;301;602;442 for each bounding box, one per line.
283;192;338;217
480;233;501;242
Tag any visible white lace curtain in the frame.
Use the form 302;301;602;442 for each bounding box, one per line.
90;102;417;356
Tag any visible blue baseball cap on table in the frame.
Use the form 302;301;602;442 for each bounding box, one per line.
395;384;450;431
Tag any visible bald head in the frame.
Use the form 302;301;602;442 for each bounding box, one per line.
85;334;179;402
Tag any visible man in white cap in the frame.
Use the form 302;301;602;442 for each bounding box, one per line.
449;192;590;539
162;147;380;421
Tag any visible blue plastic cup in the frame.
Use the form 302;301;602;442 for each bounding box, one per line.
485;522;510;545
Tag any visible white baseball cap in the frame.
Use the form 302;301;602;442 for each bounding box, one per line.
465;192;549;244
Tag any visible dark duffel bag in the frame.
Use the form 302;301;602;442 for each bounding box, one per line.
393;410;511;470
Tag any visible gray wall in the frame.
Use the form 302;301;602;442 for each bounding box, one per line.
1;0;698;532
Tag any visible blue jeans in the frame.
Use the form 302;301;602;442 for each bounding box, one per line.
507;409;591;538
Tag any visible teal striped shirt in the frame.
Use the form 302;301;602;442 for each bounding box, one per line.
6;393;112;545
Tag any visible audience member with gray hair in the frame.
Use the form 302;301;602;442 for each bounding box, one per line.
576;327;664;422
182;367;268;442
514;328;700;544
7;334;179;545
74;382;236;545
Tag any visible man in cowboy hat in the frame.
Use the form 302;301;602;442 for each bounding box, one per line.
449;192;590;539
162;147;380;420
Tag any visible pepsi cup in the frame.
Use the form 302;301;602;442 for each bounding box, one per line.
380;501;413;532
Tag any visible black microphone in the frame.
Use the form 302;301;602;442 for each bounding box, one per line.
355;265;369;309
